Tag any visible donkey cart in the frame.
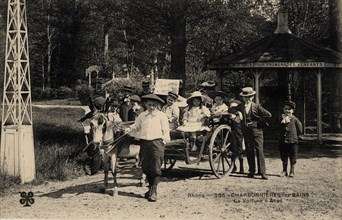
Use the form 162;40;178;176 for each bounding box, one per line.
163;113;238;178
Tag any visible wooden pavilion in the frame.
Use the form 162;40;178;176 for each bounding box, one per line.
207;9;342;142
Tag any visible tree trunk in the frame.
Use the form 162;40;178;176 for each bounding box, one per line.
46;0;52;88
103;23;109;68
328;0;342;132
170;0;187;95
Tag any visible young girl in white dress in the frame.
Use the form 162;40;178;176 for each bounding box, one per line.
177;91;211;151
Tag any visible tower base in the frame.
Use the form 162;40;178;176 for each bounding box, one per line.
0;125;35;183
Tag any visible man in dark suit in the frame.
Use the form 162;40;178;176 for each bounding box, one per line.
240;87;272;180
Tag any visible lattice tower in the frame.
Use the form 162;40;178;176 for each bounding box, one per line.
1;0;35;182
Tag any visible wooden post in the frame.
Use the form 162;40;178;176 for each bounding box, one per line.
253;71;261;104
216;70;223;91
287;72;292;101
316;70;322;143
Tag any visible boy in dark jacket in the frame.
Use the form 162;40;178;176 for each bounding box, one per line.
278;101;303;178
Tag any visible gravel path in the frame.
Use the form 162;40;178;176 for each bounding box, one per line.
1;152;341;220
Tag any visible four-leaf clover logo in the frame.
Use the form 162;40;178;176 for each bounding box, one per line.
19;191;34;207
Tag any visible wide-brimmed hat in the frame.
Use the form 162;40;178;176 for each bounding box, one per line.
141;94;164;104
186;91;205;105
240;87;256;97
130;95;141;102
167;91;179;100
142;80;150;87
229;99;241;108
208;91;228;99
284;100;296;109
123;85;133;93
201;81;216;88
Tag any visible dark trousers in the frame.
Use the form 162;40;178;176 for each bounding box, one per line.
242;126;266;174
279;143;298;165
139;139;165;178
231;121;243;155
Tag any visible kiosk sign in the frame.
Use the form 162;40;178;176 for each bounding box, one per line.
154;79;180;95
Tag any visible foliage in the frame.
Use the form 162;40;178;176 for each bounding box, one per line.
76;84;93;105
0;173;21;196
56;86;74;99
31;87;56;100
34;143;84;182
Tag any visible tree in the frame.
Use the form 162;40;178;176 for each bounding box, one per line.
328;0;342;132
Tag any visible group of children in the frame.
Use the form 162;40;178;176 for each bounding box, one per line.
80;81;303;202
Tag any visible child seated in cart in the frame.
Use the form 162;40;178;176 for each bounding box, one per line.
177;91;211;151
162;91;180;130
209;91;229;123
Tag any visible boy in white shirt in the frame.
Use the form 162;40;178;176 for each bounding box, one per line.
126;94;170;202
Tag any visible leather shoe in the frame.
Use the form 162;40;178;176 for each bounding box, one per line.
261;174;268;180
247;173;254;178
144;189;150;199
279;171;287;177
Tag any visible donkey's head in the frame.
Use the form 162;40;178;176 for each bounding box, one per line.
90;113;114;148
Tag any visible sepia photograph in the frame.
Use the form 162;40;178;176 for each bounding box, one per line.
0;0;341;219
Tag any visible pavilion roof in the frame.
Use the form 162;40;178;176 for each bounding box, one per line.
207;10;342;69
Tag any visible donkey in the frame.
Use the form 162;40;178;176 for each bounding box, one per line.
90;113;144;196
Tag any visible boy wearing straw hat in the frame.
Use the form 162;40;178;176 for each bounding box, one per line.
125;94;170;202
240;87;272;180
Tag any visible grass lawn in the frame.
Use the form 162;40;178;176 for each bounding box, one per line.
0;106;88;195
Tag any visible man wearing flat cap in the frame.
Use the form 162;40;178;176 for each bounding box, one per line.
240;87;272;180
126;94;170;202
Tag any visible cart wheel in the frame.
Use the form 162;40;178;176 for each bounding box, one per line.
209;125;236;178
162;158;176;172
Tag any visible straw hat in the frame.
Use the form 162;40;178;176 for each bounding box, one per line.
186;91;205;105
239;87;256;97
208;91;228;99
201;81;216;88
141;94;164;104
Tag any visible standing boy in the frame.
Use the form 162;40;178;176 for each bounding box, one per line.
126;94;170;202
278;101;303;178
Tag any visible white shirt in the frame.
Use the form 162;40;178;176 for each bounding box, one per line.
211;103;228;114
130;110;170;143
162;104;180;122
245;102;252;113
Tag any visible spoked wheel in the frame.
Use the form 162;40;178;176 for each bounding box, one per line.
209;125;236;178
162;157;177;172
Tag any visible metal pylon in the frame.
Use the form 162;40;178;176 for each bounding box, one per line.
1;0;35;183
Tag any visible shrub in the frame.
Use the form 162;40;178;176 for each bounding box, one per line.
76;84;93;105
35;143;84;181
32;87;56;100
56;86;73;99
0;173;21;196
